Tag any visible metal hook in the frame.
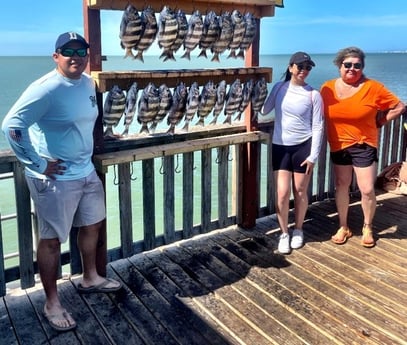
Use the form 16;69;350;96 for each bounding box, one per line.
113;165;119;185
175;154;181;173
130;162;137;181
228;151;233;162
159;156;165;174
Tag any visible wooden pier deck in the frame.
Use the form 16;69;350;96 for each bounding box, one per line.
1;191;407;345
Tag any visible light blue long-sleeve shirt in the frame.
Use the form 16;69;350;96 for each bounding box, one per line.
2;69;98;180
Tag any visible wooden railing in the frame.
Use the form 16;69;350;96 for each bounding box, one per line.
0;116;405;296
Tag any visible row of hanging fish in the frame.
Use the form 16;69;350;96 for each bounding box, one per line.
103;78;268;137
119;5;257;62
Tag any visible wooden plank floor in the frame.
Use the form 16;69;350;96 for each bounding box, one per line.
1;191;407;345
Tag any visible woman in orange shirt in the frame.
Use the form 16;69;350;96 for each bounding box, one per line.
320;46;405;248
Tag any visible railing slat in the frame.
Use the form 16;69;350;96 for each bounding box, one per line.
163;156;175;244
13;162;35;289
118;163;133;257
182;152;194;238
0;214;5;296
142;159;156;250
217;146;229;228
201;149;212;233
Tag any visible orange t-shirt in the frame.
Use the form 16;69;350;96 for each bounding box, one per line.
320;78;400;152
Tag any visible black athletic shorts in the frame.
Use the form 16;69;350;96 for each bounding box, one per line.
330;143;378;168
272;138;311;173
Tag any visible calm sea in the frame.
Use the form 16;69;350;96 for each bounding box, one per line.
1;53;407;258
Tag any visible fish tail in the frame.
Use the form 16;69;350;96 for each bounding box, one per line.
223;115;232;125
139;124;149;134
134;51;144;62
209;116;218;125
211;53;220;63
237;50;245;59
227;50;236;59
181;50;191;60
198;49;207;59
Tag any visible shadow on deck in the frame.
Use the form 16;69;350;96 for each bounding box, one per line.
1;191;407;345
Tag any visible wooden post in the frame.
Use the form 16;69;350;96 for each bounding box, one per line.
240;18;261;228
83;0;107;276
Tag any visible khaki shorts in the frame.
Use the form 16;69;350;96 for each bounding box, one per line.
26;170;105;243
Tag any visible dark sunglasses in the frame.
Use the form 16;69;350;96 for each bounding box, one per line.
58;48;88;57
342;62;362;70
296;64;312;71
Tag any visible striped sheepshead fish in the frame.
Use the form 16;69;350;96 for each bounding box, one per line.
237;12;257;59
162;9;188;61
211;12;233;62
181;10;204;60
134;6;157;63
150;84;172;133
228;10;246;59
167;82;188;134
137;83;160;134
119;4;143;58
103;85;126;137
157;6;178;59
251;77;268;121
196;80;217;126
198;11;220;59
235;79;254;121
210;80;227;125
182;82;200;132
122;82;139;136
224;79;243;124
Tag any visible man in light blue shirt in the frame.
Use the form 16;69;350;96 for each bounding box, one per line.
2;32;122;332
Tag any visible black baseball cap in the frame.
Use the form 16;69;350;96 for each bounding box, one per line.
289;51;315;66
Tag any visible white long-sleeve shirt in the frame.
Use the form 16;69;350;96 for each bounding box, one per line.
262;81;324;163
2;69;98;180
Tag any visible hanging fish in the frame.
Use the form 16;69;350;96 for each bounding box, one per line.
224;79;243;124
162;9;188;61
167;82;188;134
235;79;254;121
182;82;200;132
119;5;143;59
198;11;220;59
103;85;126;137
134;6;158;62
196;80;217;126
122;82;139;136
210;80;227;125
181;10;204;60
228;10;246;59
137;83;160;134
150;84;172;133
157;6;178;59
211;12;234;62
237;13;257;59
251;77;268;121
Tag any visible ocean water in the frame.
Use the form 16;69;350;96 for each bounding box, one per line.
1;53;407;260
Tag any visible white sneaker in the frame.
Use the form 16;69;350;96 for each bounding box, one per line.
278;233;291;254
291;229;304;249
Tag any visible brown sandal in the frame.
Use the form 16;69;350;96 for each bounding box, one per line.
361;224;375;248
331;226;352;244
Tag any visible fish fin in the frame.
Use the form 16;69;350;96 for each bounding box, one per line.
237;50;245;59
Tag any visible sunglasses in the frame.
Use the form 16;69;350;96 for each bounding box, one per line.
58;48;88;57
296;64;312;71
342;62;362;70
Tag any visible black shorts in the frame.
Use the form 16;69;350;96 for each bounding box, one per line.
272;138;311;173
330;143;378;168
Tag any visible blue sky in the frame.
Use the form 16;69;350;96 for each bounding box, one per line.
1;0;406;56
